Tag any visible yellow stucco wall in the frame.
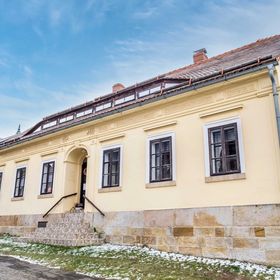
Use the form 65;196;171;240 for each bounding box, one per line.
0;69;279;215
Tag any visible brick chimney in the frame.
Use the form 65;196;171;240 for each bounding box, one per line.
112;83;125;93
193;48;208;64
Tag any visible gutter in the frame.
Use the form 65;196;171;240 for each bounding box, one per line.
0;60;278;151
268;65;280;145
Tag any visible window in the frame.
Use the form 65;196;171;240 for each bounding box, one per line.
150;136;172;182
59;115;74;123
102;148;120;188
208;123;241;176
14;167;26;197
0;172;2;190
40;161;55;194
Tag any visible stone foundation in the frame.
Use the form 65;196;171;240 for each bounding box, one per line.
1;204;280;266
92;204;280;266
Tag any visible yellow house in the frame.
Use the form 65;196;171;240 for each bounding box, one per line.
0;35;280;265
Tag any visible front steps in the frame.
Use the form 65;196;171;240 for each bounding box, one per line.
14;211;105;247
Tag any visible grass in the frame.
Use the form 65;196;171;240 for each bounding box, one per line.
0;235;279;280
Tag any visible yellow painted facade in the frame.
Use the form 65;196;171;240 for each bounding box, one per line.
0;69;279;216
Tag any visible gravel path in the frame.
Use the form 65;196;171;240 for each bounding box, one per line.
0;255;104;280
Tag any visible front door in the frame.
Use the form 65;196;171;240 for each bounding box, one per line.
80;158;87;208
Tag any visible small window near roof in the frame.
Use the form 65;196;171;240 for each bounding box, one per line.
208;123;240;176
150;136;172;182
0;172;2;190
40;161;55;195
102;148;120;188
96;102;112;112
14;167;26;197
42;120;57;129
76;108;93;118
59;115;74;124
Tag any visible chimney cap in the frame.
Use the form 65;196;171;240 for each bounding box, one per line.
194;48;207;54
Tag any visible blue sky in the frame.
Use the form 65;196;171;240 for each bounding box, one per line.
0;0;279;138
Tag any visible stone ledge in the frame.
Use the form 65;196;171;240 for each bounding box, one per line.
205;173;246;183
98;187;122;193
146;181;176;189
37;194;54;199
11;197;24;201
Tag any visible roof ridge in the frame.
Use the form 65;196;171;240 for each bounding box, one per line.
164;34;280;77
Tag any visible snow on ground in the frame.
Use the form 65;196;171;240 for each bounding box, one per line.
1;237;280;279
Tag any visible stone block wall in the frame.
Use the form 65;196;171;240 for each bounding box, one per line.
1;204;280;266
92;204;280;266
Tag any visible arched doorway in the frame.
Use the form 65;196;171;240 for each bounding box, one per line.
64;147;89;210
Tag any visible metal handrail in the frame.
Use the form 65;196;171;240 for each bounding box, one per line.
43;192;77;218
84;195;105;217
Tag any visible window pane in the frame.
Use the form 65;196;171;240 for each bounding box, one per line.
103;163;109;174
111;162;119;173
225;141;237;156
43;164;48;173
112;150;119;161
162;165;171;180
224;127;236;141
212;144;222;158
48;162;54;173
48;174;53;184
211;130;221;144
47;182;53;193
104;152;109;162
226;158;238;172
42;174;48;184
41;183;47;194
151;142;160;154
162;153;171;165
103;174;109;187
111;174;119;186
212;159;223;174
161;140;170;152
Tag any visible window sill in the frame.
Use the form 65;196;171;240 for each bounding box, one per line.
205;173;246;183
146;180;176;189
37;194;54;199
11;197;24;201
98;186;122;193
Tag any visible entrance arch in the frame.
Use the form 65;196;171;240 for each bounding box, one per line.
64;147;89;209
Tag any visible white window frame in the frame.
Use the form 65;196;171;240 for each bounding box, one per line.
12;165;27;198
39;159;56;195
99;144;123;188
146;132;176;184
203;117;245;177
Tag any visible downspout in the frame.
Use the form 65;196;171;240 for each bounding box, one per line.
268;64;280;145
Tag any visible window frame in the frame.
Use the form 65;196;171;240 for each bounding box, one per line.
208;123;240;176
203;117;245;177
13;167;26;198
40;160;55;195
146;132;176;184
100;144;123;189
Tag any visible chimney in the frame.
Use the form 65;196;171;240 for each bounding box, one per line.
193;48;208;64
112;83;125;93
